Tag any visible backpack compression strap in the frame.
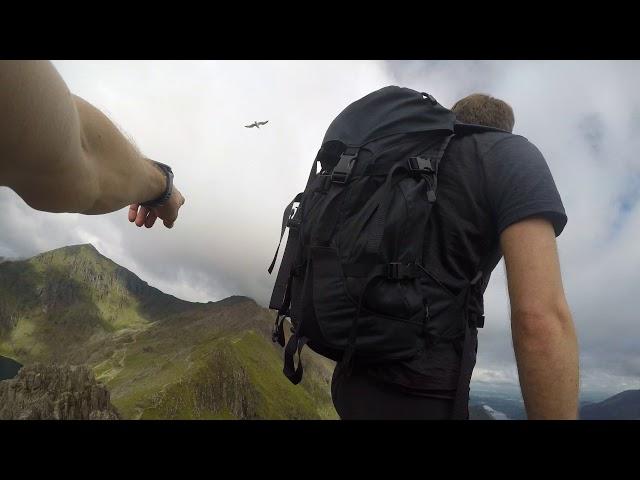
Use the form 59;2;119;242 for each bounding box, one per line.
451;271;485;420
283;334;309;385
268;144;327;306
267;193;303;347
267;193;303;276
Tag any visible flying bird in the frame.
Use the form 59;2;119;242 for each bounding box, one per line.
245;120;269;129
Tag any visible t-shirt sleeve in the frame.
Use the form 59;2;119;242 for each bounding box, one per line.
483;135;568;237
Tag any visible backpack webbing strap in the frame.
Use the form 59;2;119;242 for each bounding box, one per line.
268;197;303;311
272;312;287;347
271;265;297;347
340;270;385;378
269;154;328;310
451;316;477;419
267;193;303;275
283;334;309;385
365;163;411;256
411;133;453;204
342;262;426;280
311;147;360;245
360;133;453;176
365;134;454;257
451;270;484;420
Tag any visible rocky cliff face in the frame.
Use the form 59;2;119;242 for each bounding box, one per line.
0;363;120;420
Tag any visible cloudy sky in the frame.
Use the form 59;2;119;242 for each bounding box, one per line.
1;60;639;396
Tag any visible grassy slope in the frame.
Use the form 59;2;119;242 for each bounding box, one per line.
0;245;150;361
0;244;338;420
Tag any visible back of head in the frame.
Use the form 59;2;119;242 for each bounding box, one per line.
451;93;515;133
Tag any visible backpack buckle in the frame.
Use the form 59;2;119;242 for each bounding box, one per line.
407;155;434;174
286;209;301;229
422;92;438;105
331;149;359;184
469;313;485;329
272;313;286;345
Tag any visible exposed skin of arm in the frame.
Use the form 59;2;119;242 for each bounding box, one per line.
500;216;579;420
0;60;184;228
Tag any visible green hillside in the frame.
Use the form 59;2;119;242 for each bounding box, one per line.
0;244;337;419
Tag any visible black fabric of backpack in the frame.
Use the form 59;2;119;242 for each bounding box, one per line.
268;86;497;419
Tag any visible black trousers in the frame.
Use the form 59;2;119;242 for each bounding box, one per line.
331;363;455;420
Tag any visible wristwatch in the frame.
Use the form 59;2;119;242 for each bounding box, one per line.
142;160;174;208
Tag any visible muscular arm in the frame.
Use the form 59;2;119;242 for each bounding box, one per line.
500;217;579;419
0;60;183;225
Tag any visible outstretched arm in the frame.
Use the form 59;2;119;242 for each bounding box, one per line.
0;60;184;227
501;216;579;419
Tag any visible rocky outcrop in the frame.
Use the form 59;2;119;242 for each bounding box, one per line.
0;363;120;420
146;348;261;419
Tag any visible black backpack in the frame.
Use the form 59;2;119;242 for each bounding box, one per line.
268;86;497;419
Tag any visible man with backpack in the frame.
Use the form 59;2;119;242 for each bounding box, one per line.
269;87;578;420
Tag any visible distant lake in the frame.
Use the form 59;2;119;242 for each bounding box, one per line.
0;355;22;381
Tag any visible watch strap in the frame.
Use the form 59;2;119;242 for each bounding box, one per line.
141;160;174;208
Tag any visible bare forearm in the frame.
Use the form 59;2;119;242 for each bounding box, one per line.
0;60;165;214
512;309;579;419
73;95;165;214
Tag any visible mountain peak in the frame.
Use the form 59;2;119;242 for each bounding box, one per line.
4;244;260;321
27;243;116;275
212;295;255;307
49;243;100;255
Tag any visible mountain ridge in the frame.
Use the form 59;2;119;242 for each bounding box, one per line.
580;389;640;420
0;243;337;419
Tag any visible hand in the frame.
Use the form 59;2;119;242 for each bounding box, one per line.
128;186;185;229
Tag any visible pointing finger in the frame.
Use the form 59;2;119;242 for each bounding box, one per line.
128;204;139;222
135;206;149;227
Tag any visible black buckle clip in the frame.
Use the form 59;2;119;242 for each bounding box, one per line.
331;150;358;184
469;313;485;329
272;313;289;345
408;155;434;174
422;92;438;105
286;209;300;229
387;262;413;280
272;314;282;343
